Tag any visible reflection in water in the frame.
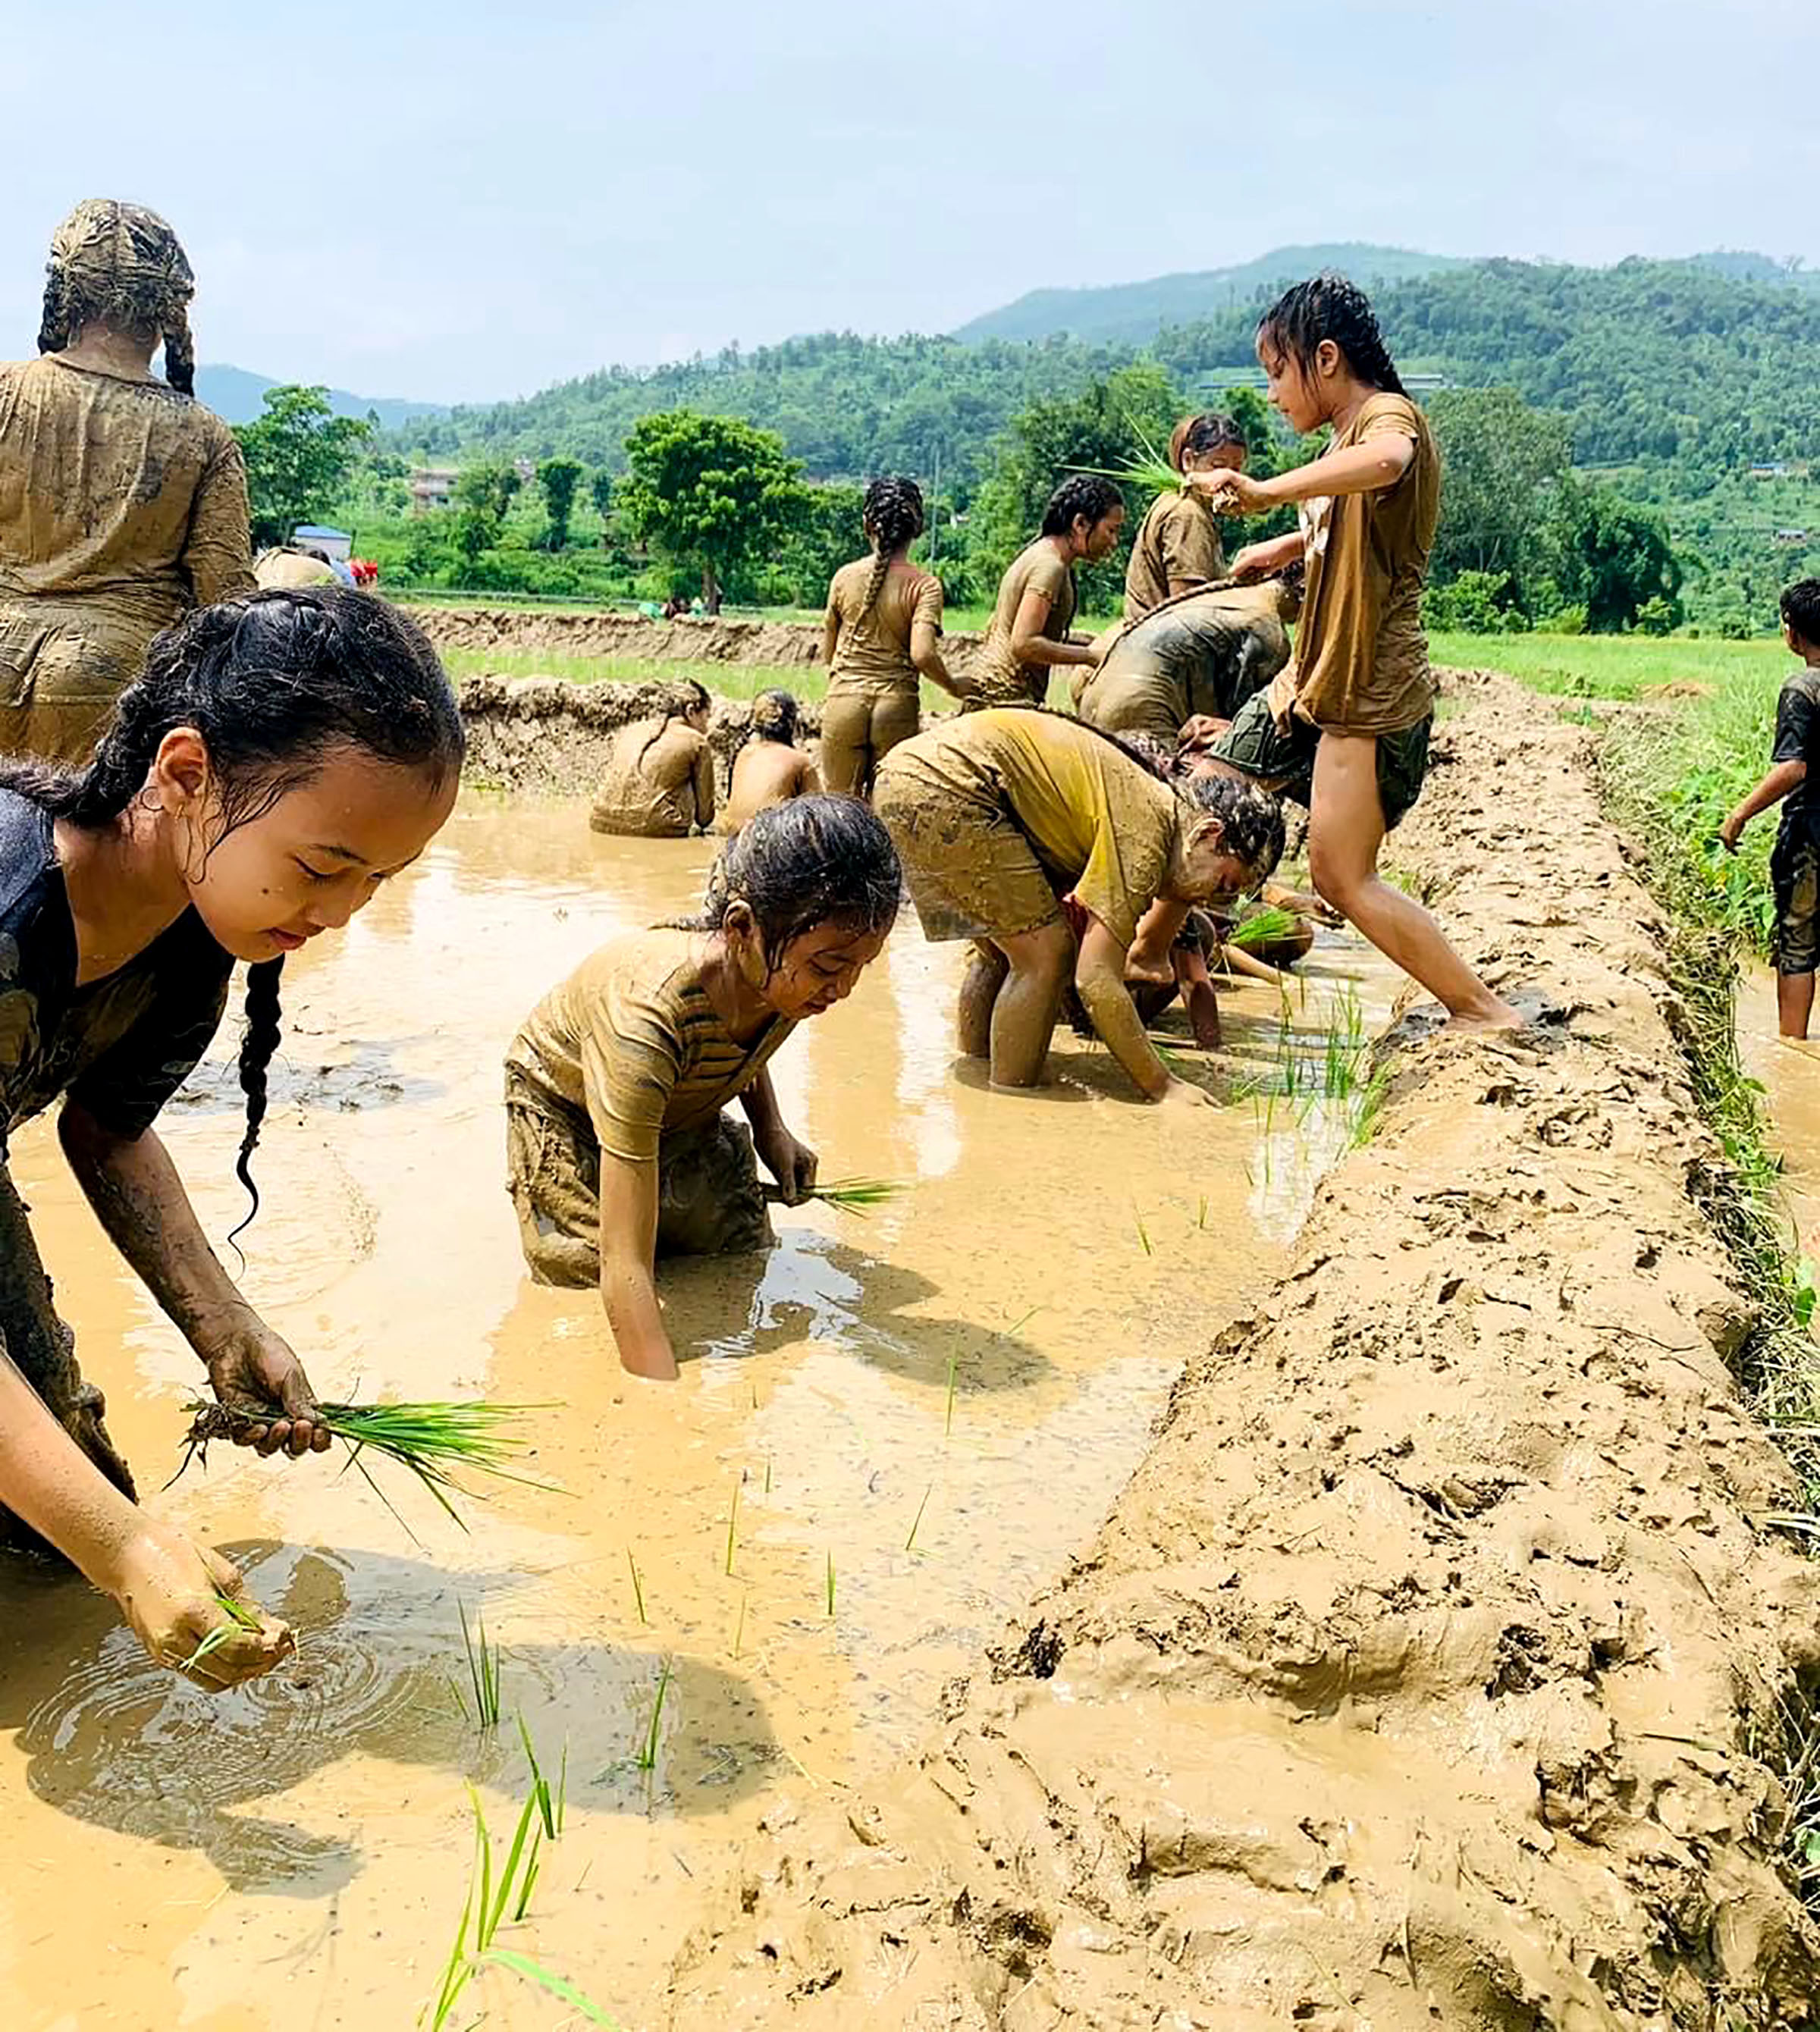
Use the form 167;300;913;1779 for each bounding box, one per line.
0;793;1401;2031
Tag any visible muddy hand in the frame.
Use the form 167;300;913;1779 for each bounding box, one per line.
203;1325;332;1458
1157;1078;1216;1112
109;1519;293;1690
756;1125;819;1206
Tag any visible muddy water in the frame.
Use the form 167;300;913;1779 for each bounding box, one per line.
0;796;1396;2032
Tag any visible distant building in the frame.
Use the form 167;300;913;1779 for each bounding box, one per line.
410;466;459;512
290;523;353;563
513;456;536;484
1196;367;1450;394
1750;463;1790;478
1774;528;1810;544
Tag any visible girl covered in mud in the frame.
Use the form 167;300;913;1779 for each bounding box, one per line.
718;688;821;833
0;199;256;764
505;796;899;1381
1121;412;1248;622
1189;275;1517;1029
874;709;1283;1099
821;478;961;798
965;477;1125;710
0;587;463;1687
588;679;716;837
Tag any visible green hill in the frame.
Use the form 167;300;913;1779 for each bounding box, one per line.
951;243;1470;346
197;363;445;430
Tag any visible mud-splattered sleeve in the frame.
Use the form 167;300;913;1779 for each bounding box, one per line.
579;980;683;1165
183;425;256;608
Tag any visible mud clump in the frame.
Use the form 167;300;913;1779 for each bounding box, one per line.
660;671;1820;2030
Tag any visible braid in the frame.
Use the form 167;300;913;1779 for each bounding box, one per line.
859;477;925;616
162;312;196;397
1257;274;1407;398
36;272;71;356
228;959;283;1245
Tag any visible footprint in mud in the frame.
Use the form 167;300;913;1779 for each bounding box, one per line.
1;1543;780;1894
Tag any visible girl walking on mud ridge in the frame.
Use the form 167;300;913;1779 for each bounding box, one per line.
821;478;961;798
505;797;899;1381
1194;274;1520;1030
0;587;463;1688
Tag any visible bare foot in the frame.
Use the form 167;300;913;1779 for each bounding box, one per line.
1445;999;1527;1033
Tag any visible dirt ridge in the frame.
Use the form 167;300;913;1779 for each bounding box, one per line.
658;672;1820;2030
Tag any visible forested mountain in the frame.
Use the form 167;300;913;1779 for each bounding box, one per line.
952;243;1467;346
394;256;1820;483
199;364;444;430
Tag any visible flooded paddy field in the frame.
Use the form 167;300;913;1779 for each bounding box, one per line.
0;794;1395;2031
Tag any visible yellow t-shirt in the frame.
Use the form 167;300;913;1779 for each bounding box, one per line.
969;540;1076;709
883;710;1179;948
1291;392;1439;735
506;927;793;1163
826;557;943;693
1122;491;1227;621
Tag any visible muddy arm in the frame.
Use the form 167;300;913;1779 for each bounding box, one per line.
1075;919;1173;1101
185;437;258;605
58;1105;327;1453
692;742;717;831
910;619;962;700
597;1150;676;1381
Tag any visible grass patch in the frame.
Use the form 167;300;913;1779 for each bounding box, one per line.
1429;629;1786;703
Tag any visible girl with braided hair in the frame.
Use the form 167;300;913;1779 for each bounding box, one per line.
506;796;899;1380
1190;274;1518;1030
874;708;1284;1098
0;200;255;764
967;476;1125;711
718;688;821;833
589;679;717;836
1122;412;1249;622
0;585;462;1686
820;478;959;798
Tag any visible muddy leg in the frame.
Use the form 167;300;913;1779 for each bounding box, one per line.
989;922;1075;1088
657;1117;773;1256
958;941;1008;1058
0;1167;135;1554
506;1100;604;1288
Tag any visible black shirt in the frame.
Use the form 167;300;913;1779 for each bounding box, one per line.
0;789;234;1147
1771;669;1820;834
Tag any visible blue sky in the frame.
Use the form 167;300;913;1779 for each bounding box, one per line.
5;1;1815;404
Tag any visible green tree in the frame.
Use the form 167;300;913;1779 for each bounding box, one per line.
1426;387;1572;588
234;386;370;549
618;409;810;613
454;460;522;522
537;456;585;551
1547;480;1686;632
588;469;614;519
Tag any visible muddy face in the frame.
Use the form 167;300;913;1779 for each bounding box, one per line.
759;920;889;1020
1078;504;1125;563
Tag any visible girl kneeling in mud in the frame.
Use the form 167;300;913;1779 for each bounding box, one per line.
505;797;899;1381
874;710;1284;1104
0;588;463;1687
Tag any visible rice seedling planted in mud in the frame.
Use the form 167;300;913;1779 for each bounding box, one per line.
175;1396;558;1533
724;1478;741;1576
905;1484;933;1553
516;1714;566;1839
635;1660;673;1771
177;1589;262;1676
825;1551;836;1619
453;1601;503;1729
626;1548;648;1626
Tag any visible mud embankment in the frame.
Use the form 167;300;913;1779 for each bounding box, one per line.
659;671;1820;2030
413;603;990;679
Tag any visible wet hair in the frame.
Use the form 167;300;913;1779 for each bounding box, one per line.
748;688;799;744
39;199;197;397
0;588;463;1234
1257;274;1407;400
860;477;926;616
675;679;711;718
1169;412;1248;471
1040;474;1124;540
1782;580;1820;649
1179;772;1286;886
679;795;899;969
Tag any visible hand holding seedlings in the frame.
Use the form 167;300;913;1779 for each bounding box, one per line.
199;1322;333;1459
119;1528;292;1690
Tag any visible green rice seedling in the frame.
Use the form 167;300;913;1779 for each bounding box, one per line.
510;1824;541;1922
905;1485;933;1553
516;1715;566;1840
1228;905;1301;953
1134;1206;1153;1257
944;1350;959;1436
724;1479;741;1576
1072;409;1185;498
178;1396;559;1533
1197;1193;1209;1231
811;1177;907;1216
733;1591;748;1660
825;1551;836;1619
764;1456;774;1494
626;1548;648;1626
472;1950;623;2027
456;1601;502;1729
177;1589;262;1675
634;1660;673;1771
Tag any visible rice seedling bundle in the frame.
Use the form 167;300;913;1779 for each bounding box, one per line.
177;1588;262;1676
767;1176;908;1217
1228;905;1302;953
176;1397;557;1532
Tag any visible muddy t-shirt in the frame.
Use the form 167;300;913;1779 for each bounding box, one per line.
970;541;1076;709
506;927;794;1164
884;710;1180;948
826;557;943;693
1083;583;1293;739
1122;491;1228;622
1773;669;1820;832
591;719;714;835
1291;392;1439;735
0;790;233;1146
0;356;254;629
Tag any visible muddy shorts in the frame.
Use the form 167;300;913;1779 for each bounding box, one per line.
873;768;1062;946
1209;695;1431;830
819;684;920;798
0;603;152;765
1772;822;1820;976
506;1095;773;1288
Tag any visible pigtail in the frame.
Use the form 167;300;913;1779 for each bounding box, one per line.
162;311;196;397
858;477;926;616
228;958;284;1245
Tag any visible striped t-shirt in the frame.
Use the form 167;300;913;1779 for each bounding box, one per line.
505;927;793;1163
